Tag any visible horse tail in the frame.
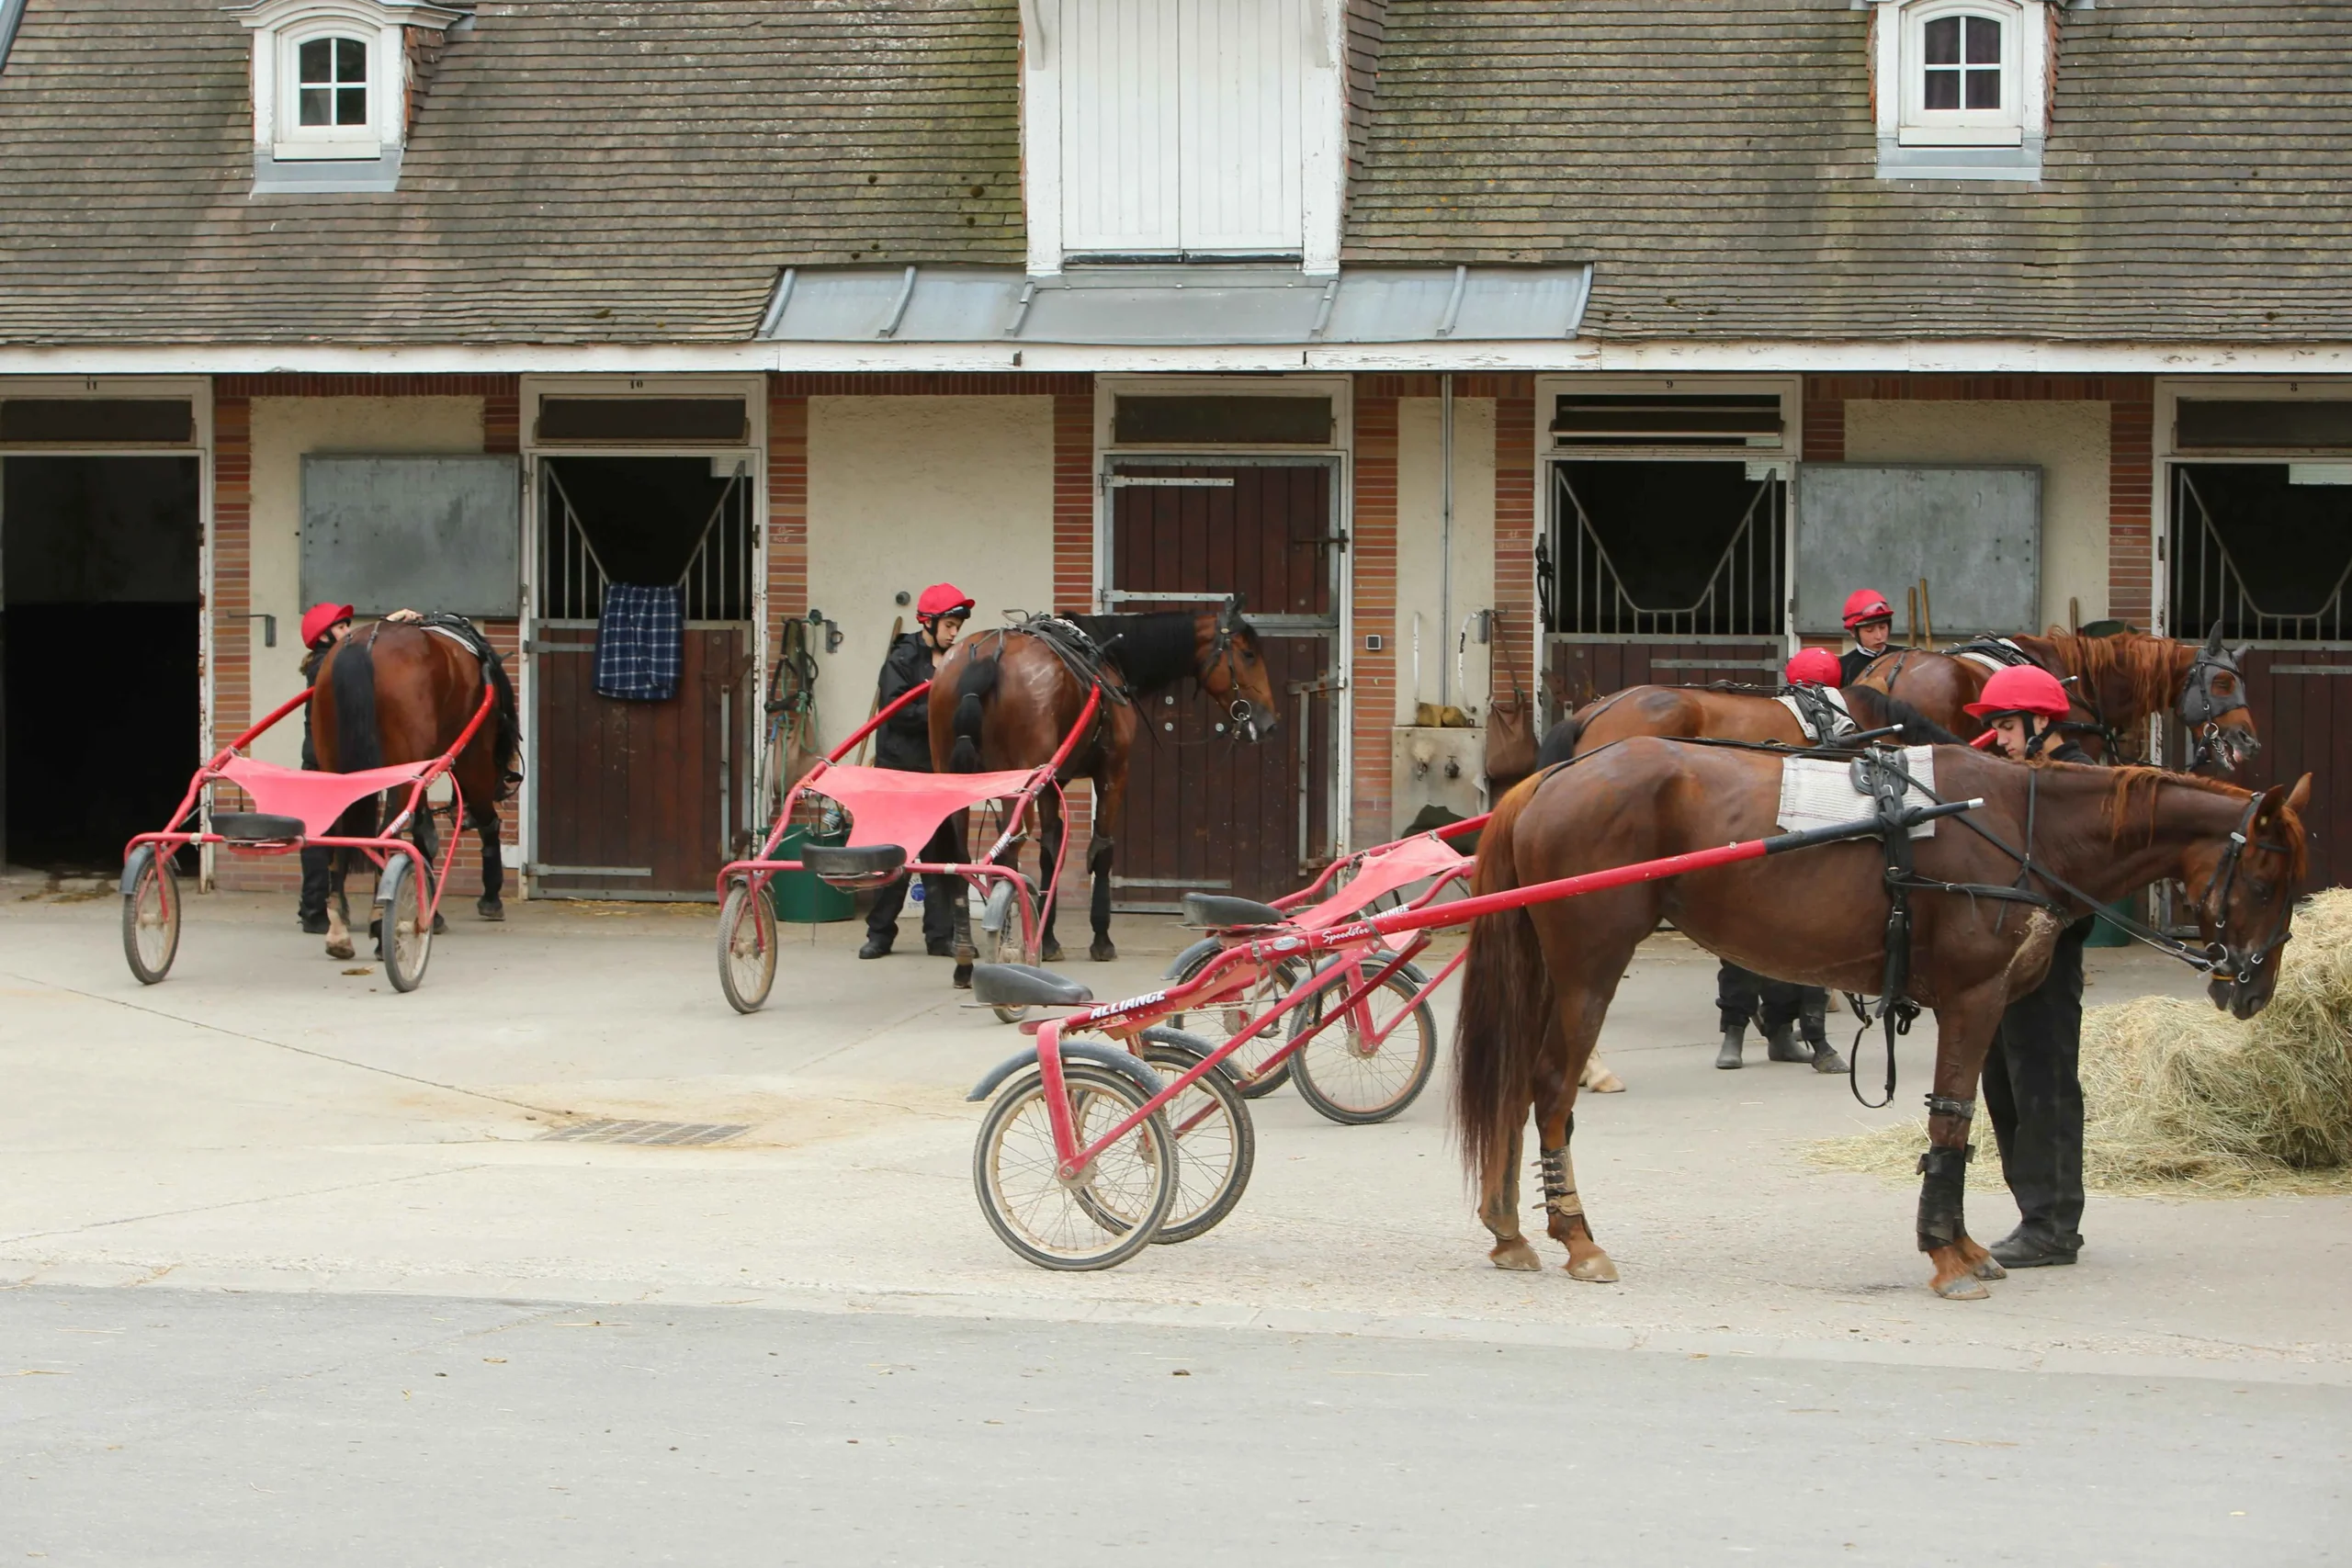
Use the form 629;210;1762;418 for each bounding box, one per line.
1452;773;1556;1188
481;649;523;798
326;632;382;773
950;651;1001;774
1535;711;1583;768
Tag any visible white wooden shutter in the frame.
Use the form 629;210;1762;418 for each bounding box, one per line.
1058;0;1182;254
1178;0;1306;254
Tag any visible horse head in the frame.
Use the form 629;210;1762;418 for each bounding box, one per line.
2183;773;2309;1019
2183;622;2261;773
1199;596;1281;744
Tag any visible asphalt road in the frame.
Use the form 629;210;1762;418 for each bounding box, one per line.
5;1285;2342;1566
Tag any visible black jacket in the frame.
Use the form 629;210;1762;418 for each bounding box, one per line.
874;632;938;772
1839;645;1887;687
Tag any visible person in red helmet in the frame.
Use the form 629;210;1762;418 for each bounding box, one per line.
1963;659;2098;1269
1716;646;1848;1074
1838;588;1896;686
294;602;417;932
859;582;976;963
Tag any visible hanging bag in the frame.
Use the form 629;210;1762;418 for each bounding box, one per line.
1484;609;1538;788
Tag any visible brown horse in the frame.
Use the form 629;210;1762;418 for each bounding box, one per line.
1453;737;2308;1299
311;619;522;961
1539;679;1911;762
928;607;1282;966
1851;626;2258;770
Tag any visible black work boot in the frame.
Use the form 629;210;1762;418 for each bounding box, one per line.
1765;1021;1807;1063
1989;1223;2081;1269
1716;1024;1745;1069
858;931;895;960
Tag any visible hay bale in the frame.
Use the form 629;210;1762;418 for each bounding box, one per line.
1808;888;2352;1197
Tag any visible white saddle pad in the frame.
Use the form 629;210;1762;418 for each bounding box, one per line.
1777;746;1939;840
1773;686;1854;743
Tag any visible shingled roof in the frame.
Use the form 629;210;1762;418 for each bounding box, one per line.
0;0;1024;344
1341;0;2352;343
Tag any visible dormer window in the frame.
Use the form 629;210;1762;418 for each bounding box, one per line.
232;0;464;187
1869;0;2052;181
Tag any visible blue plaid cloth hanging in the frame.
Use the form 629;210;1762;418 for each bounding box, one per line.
594;583;684;701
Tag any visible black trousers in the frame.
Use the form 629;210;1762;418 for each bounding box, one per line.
1716;961;1826;1038
865;818;963;949
1983;920;2090;1242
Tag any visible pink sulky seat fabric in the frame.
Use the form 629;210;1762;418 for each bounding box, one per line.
1290;834;1473;930
800;764;1046;858
215;757;444;838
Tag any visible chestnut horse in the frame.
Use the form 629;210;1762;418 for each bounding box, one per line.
1851;626;2258;770
311;620;522;961
1539;679;1914;762
1454;737;2308;1299
928;607;1282;966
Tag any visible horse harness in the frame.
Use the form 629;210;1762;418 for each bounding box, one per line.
981;602;1259;750
1950;635;2251;770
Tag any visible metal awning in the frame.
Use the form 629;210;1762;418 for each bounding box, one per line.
758;265;1590;345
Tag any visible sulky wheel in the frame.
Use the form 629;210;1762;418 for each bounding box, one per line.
717;881;777;1014
1169;948;1306;1100
988;919;1029;1025
972;1062;1177;1270
379;861;434;993
1287;953;1437;1125
1137;1028;1255;1245
120;850;180;986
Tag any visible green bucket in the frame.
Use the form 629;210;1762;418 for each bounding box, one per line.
2085;896;2138;948
766;824;855;924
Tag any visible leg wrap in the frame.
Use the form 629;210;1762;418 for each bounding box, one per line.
1915;1143;1973;1253
1537;1139;1583;1219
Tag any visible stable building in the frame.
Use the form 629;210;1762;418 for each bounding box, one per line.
4;0;2351;901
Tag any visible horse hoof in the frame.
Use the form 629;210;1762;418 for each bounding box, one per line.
1489;1239;1543;1272
1566;1250;1621;1284
324;939;355;961
1091;939;1117;963
1586;1068;1626;1094
1040;942;1065;964
1933;1274;1992;1301
477;897;504;921
431;913;448;936
1972;1255;2009;1282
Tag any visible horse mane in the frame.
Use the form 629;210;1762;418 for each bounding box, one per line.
2095;764;2307;880
2034;629;2192;719
1067;612;1218;694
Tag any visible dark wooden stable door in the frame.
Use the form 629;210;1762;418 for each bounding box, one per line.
2207;648;2352;892
532;628;749;897
1109;464;1338;906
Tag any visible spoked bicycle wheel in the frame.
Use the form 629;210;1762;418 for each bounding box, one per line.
1287;953;1437;1125
1169;948;1306;1099
717;881;778;1013
120;852;180;986
988;918;1029;1025
973;1062;1177;1270
1137;1028;1256;1245
380;862;434;993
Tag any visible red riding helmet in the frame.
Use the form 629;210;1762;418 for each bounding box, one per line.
915;582;975;623
1784;647;1842;686
1841;589;1895;630
300;602;356;649
1964;664;2073;748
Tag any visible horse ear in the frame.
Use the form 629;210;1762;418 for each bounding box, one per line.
2205;620;2225;654
2287;772;2313;817
2231;642;2254;667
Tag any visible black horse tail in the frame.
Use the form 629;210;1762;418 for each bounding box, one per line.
1534;711;1584;769
1848;687;1964;747
1451;773;1557;1190
481;650;523;798
327;633;382;773
949;653;1000;774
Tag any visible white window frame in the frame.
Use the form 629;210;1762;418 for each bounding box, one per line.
232;0;463;164
1872;0;2046;151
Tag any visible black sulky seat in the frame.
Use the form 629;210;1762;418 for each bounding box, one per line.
969;964;1095;1009
210;812;306;844
1181;891;1291;931
801;843;907;887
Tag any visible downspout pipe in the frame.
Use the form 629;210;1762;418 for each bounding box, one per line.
1439;372;1454;705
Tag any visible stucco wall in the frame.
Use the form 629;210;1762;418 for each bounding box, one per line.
1843;400;2110;635
246;397;484;766
805;397;1056;755
1394;397;1498;722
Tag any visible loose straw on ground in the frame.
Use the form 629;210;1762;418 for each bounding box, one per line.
1808;888;2352;1198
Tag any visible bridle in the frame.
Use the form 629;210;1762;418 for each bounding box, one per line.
2177;642;2254;773
1201;596;1263;743
2193;791;2297;988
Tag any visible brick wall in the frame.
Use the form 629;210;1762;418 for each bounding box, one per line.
1349;391;1399;846
1801;373;2156;626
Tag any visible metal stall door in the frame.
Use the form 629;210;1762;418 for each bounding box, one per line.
528;458;753;898
1106;462;1338;906
1544;461;1786;711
